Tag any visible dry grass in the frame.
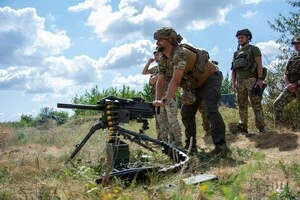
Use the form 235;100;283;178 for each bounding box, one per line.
0;107;299;199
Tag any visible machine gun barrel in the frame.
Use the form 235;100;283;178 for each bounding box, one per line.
57;103;104;111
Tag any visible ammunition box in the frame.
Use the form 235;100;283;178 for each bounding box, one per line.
106;141;130;169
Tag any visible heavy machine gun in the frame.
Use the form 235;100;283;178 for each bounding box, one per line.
57;96;189;184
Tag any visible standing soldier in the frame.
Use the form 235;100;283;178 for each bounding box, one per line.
231;28;266;134
142;50;182;146
152;27;229;156
273;36;300;128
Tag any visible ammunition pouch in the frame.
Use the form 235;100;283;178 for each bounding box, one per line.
180;90;196;105
253;66;267;81
232;52;251;71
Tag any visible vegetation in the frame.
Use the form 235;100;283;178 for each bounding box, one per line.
0;107;299;199
264;0;300;129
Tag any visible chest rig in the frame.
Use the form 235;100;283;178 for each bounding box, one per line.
286;54;300;83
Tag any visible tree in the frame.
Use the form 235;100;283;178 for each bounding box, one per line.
220;72;232;94
265;0;300;125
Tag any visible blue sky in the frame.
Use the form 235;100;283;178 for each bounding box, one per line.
0;0;293;122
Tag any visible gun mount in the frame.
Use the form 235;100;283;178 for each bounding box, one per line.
57;96;190;185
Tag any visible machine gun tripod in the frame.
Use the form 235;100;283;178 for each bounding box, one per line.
57;96;189;184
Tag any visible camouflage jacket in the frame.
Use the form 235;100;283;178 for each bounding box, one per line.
286;54;300;83
158;45;216;90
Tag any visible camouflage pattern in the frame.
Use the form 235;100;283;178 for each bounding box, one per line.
236;77;265;129
273;87;300;127
232;45;261;77
180;90;196;105
148;66;159;100
153;27;178;41
158;44;225;148
181;43;209;73
286;54;300;83
198;103;211;136
156;97;182;146
274;53;300;127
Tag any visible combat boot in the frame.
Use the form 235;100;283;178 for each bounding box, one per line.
207;144;231;158
258;126;265;134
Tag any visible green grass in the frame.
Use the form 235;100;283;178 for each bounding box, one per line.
0;106;299;199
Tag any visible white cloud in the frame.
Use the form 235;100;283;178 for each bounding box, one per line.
112;73;149;88
69;0;242;42
209;46;220;56
242;0;265;5
98;39;156;69
242;10;258;19
255;40;281;60
0;7;71;66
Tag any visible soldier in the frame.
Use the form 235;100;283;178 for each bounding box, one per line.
142;50;182;146
273;36;300;128
152;27;229;156
231;28;266;134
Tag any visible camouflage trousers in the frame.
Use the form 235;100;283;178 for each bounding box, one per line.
236;77;265;129
273;87;300;128
156;98;182;146
198;103;211;136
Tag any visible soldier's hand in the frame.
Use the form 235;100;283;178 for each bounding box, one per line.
152;100;166;107
149;58;155;63
286;84;297;93
255;79;264;88
232;83;237;92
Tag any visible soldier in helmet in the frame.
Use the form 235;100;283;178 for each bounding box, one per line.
152;27;229;156
142;49;182;146
231;28;266;135
273;36;300;128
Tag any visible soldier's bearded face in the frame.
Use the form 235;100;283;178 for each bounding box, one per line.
156;39;168;52
237;35;249;46
157;46;164;52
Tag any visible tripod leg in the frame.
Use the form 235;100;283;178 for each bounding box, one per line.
66;121;105;164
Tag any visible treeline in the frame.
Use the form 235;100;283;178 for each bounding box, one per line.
9;73;233;127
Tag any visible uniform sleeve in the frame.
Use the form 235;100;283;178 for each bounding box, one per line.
252;45;262;57
158;58;166;75
173;51;189;70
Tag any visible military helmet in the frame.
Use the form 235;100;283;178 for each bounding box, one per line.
153;27;178;41
236;29;252;40
291;36;300;44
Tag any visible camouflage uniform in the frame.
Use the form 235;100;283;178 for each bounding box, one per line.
149;66;182;146
156;97;182;146
147;66;160;135
158;45;226;149
273;52;300;127
232;45;265;131
198;103;211;136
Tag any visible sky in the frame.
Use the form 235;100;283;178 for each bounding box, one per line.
0;0;293;122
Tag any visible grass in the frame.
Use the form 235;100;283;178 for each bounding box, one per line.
0;107;299;199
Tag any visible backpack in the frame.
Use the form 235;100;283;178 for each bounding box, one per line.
181;43;210;73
